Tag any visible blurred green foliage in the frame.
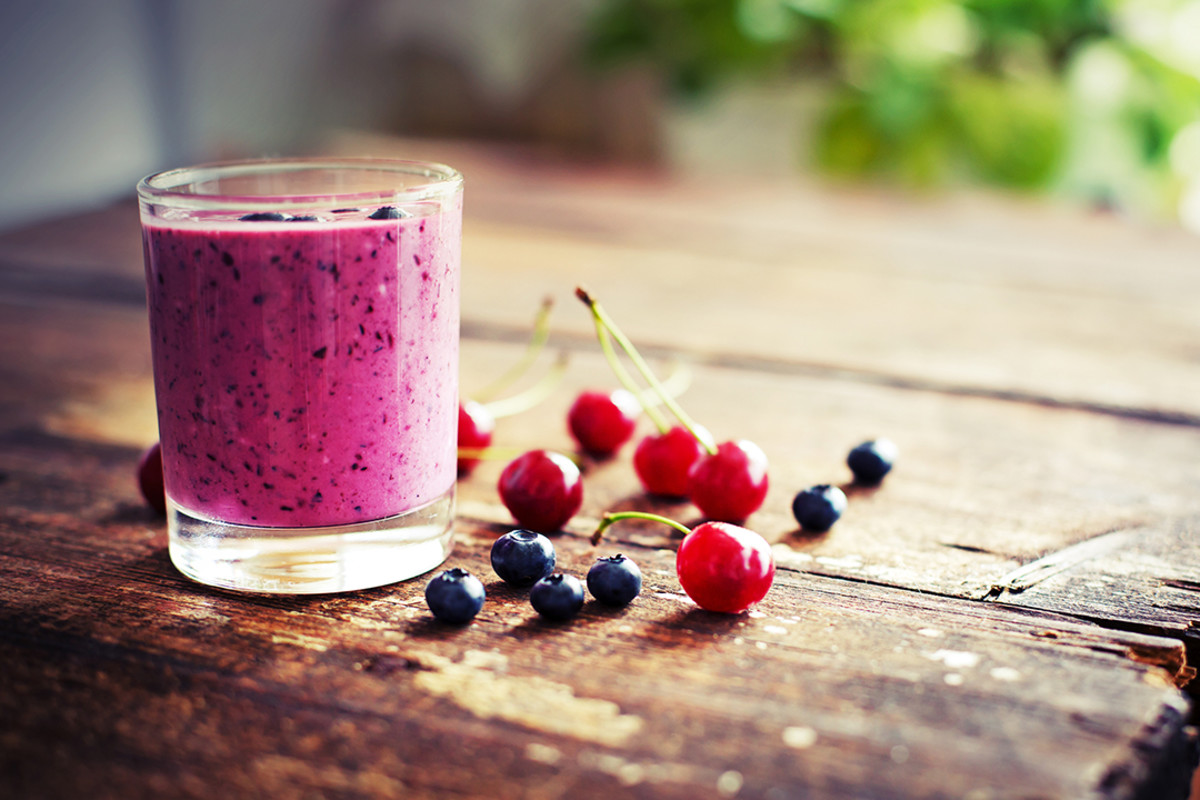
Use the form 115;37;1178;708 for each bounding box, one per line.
584;0;1200;198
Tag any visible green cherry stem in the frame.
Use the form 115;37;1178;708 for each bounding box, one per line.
576;286;717;455
472;295;555;403
591;311;670;432
640;361;692;411
484;351;569;419
592;510;691;545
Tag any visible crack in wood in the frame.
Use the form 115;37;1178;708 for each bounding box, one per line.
939;542;998;555
984;529;1137;600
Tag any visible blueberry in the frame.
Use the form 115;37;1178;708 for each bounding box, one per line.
530;573;585;621
490;530;556;586
586;554;642;606
425;568;485;624
847;439;898;485
239;212;288;221
368;206;411;220
791;484;847;532
288;215;319;222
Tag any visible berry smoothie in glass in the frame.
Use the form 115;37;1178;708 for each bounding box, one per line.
138;158;462;593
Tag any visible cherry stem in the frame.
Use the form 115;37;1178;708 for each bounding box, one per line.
639;361;691;411
576;287;717;454
591;312;670;432
472;295;554;403
484;351;569;419
592;510;691;545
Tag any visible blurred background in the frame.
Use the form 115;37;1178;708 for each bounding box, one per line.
2;0;1199;231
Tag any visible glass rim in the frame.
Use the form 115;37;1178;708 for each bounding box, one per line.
137;156;463;212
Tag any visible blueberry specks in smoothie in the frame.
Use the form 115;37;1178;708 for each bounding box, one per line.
143;204;460;528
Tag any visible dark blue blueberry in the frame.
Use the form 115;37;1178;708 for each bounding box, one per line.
490;530;556;586
586;554;642;606
847;439;898;485
239;212;288;221
530;573;585;621
425;568;485;624
288;215;319;222
368;206;411;220
791;484;847;532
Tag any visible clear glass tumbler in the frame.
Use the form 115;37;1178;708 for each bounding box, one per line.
138;158;462;593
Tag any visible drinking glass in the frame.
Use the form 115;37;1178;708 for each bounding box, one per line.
138;158;462;593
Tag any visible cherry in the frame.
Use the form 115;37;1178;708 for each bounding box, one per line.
676;521;775;613
498;450;583;533
137;442;167;515
457;400;495;475
633;424;708;497
687;439;769;523
592;511;774;614
568;389;640;457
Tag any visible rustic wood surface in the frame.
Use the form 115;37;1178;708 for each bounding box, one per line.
2;137;1199;799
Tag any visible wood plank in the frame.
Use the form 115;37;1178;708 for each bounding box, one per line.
0;430;1193;800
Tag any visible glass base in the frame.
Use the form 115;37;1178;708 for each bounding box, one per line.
166;487;455;594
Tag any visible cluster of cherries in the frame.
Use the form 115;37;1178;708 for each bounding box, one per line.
457;287;778;614
461;289;771;528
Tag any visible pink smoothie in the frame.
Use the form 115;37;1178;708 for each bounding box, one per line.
143;203;461;527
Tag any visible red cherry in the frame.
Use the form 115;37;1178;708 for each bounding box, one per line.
498;450;583;533
567;389;639;457
633;424;708;497
137;442;167;515
687;439;769;523
676;521;775;613
458;400;495;475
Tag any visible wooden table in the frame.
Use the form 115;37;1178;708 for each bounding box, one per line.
3;136;1200;799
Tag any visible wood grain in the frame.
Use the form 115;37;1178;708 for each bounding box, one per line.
0;430;1192;800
